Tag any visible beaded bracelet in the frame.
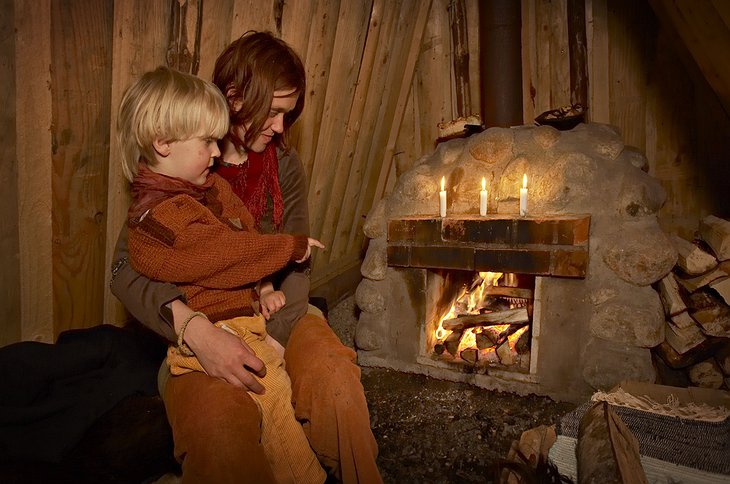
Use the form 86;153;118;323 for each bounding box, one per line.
177;311;207;356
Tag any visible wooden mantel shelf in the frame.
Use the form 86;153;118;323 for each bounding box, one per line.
387;214;591;277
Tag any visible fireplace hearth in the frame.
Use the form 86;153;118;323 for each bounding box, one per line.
355;123;678;403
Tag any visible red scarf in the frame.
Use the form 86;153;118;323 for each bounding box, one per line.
215;143;284;230
128;164;214;222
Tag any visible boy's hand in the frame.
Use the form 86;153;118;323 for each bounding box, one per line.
296;237;325;263
259;289;286;320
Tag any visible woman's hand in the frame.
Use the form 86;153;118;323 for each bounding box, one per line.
296;237;325;263
184;317;267;394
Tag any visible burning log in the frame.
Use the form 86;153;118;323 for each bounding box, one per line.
475;329;499;349
482;286;534;299
460;348;478;365
478;347;500;364
443;330;464;356
441;307;529;331
515;329;531;354
496;340;515;365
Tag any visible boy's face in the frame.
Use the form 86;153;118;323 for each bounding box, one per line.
153;136;221;185
236;88;299;153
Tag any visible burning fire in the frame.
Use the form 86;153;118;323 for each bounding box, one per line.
432;272;531;369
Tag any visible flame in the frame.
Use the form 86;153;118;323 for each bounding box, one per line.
433;271;529;365
440;176;445;191
522;174;527;189
481;177;486;191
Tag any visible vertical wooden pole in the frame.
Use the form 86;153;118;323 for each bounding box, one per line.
449;0;471;117
0;0;20;345
104;0;170;326
15;0;54;342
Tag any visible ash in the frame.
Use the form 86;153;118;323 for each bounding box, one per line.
328;295;576;484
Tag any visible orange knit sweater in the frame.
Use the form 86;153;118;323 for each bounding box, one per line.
128;174;309;322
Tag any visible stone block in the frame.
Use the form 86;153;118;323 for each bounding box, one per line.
581;338;655;390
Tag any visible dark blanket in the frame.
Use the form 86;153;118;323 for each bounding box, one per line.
0;324;165;463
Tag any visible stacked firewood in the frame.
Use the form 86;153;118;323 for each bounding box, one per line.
654;215;730;389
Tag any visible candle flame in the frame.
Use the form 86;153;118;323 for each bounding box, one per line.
522;174;527;189
481;177;486;191
441;176;445;191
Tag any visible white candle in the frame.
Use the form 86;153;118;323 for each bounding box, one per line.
479;177;488;216
519;174;528;216
439;176;447;217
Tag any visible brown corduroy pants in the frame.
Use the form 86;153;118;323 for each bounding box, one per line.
163;310;382;484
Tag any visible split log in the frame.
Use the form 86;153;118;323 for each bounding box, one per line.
475;329;498;350
496;341;515;365
442;307;529;331
517;351;530;370
460;348;478;365
689;290;730;337
576;402;648;484
501;425;557;484
670;234;717;275
482;286;534;299
688;358;724;389
657;273;688;317
699;215;730;261
515;329;531;354
478;347;500;364
715;341;730;375
670;311;696;330
443;330;464;356
664;320;706;355
496;324;527;346
653;338;728;370
709;276;730;305
675;265;729;293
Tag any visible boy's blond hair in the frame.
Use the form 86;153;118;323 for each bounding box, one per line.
117;66;229;182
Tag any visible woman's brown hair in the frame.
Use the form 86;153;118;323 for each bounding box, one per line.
213;31;306;151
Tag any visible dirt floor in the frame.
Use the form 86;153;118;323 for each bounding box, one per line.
328;296;577;484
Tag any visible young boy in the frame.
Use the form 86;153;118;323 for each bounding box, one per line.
117;65;325;484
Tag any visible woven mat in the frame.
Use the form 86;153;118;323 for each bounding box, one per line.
557;402;730;475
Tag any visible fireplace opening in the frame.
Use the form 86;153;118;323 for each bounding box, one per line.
420;269;538;378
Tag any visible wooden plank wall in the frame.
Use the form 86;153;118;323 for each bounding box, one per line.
2;0;728;343
524;0;730;241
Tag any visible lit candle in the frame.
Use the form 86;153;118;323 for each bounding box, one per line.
519;174;528;216
479;177;488;216
439;176;447;217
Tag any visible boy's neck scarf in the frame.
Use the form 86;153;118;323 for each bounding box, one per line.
215;142;284;230
128;164;213;222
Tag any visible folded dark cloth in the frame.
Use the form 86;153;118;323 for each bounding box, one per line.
0;324;165;463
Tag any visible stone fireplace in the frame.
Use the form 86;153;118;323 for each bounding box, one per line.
354;123;678;403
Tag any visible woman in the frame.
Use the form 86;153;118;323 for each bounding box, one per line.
110;32;381;483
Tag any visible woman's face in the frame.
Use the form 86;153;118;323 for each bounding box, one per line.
236;88;299;153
